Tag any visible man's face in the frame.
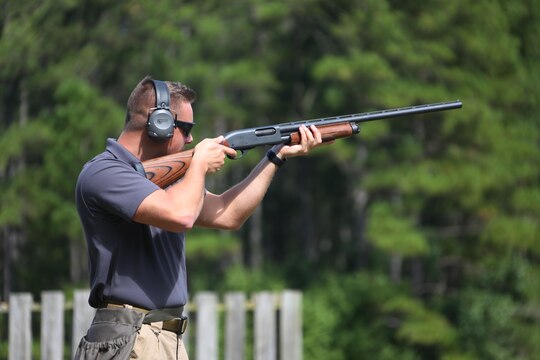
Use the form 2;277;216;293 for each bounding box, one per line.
167;100;194;154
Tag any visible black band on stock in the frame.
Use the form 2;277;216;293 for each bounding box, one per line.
266;149;286;168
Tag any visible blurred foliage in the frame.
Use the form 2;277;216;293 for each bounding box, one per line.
1;0;539;358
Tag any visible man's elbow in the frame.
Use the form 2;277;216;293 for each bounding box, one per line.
163;213;197;232
176;215;197;231
204;217;246;231
223;217;247;231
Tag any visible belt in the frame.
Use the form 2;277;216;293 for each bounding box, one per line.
101;302;188;334
161;317;188;334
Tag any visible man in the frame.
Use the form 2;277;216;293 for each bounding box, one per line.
74;76;322;359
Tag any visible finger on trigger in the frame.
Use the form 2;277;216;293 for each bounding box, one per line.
223;145;237;158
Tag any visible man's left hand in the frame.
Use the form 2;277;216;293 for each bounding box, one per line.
273;125;324;159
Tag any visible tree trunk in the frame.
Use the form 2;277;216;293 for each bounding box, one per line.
390;254;402;283
70;238;87;283
248;205;263;269
2;81;28;298
411;258;424;296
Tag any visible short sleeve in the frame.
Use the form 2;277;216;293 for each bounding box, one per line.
77;158;160;221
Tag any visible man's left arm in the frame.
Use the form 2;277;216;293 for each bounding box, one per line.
195;125;322;230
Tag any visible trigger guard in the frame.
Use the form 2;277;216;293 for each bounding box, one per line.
227;149;246;159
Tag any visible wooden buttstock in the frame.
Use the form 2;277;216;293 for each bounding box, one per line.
288;122;357;144
142;149;194;189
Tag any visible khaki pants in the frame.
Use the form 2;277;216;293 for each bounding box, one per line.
131;322;188;360
75;308;188;360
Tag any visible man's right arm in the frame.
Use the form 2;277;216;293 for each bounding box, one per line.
132;137;235;232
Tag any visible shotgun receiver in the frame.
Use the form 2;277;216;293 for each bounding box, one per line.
142;100;462;188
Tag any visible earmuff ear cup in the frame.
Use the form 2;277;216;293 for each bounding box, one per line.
147;80;175;140
147;108;174;139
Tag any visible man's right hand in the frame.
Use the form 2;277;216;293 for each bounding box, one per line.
192;136;237;174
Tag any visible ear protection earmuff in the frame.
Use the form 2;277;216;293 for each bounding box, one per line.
147;79;175;140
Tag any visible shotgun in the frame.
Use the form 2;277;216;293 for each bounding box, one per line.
142;100;462;188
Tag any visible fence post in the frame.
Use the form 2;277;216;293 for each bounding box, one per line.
72;289;95;357
280;290;302;360
195;292;218;360
8;293;33;360
41;291;65;360
225;292;246;360
254;292;277;360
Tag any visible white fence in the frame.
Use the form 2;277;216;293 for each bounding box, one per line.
2;289;302;360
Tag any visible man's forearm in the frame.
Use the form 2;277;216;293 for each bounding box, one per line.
225;154;279;213
164;161;208;228
196;154;280;230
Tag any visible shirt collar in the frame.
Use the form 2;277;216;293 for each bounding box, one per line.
105;138;141;168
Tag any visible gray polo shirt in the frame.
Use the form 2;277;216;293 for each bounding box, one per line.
75;139;188;310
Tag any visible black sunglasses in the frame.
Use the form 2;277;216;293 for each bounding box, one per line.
174;120;195;137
